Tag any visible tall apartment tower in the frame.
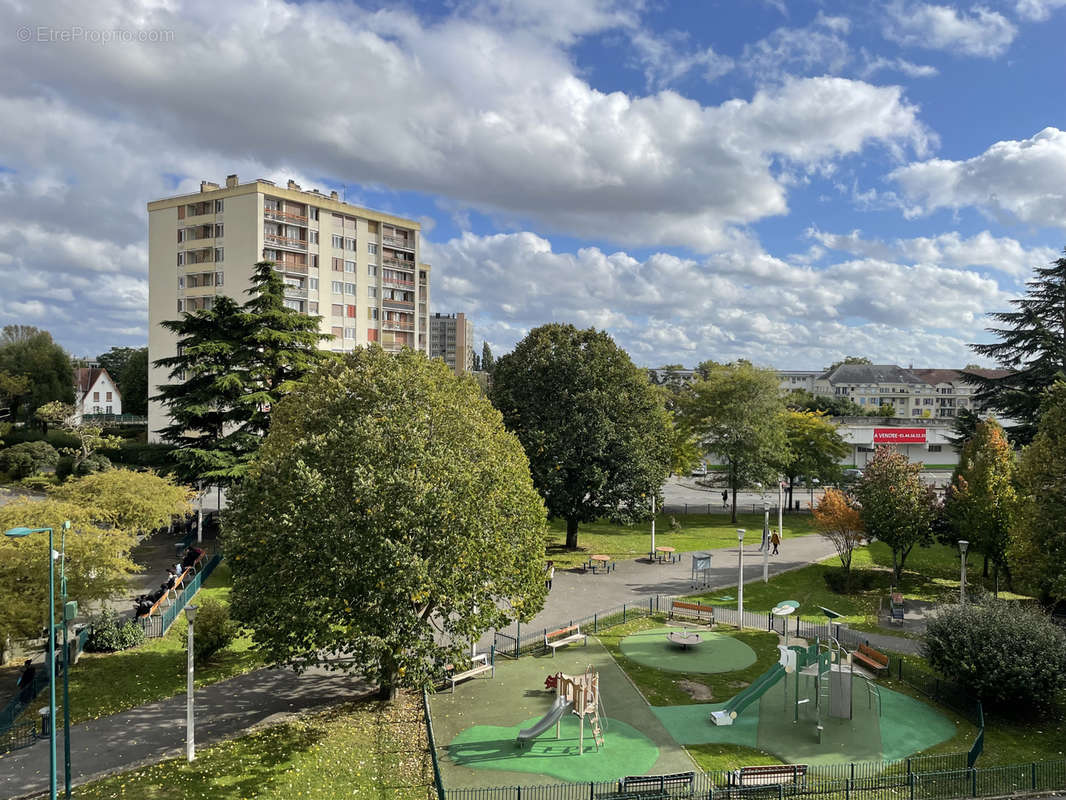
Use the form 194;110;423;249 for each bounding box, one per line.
147;174;430;441
429;312;474;375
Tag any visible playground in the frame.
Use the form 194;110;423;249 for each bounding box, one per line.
429;620;959;789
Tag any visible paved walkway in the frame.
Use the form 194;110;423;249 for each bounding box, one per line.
0;666;372;799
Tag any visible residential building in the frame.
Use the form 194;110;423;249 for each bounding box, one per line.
147;174;430;441
776;369;821;394
74;367;122;419
429;312;474;375
647;367;697;386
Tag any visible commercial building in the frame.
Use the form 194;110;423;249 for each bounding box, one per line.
147;174;430;440
832;417;958;468
429;312;475;375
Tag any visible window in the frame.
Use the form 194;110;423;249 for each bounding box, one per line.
215;271;224;286
367;242;377;255
177;276;185;289
214;223;224;237
928;444;942;453
368;308;379;320
308;278;319;290
177;252;186;266
331;326;344;339
265;198;279;211
93;406;101;414
214;247;224;263
367;328;379;342
283;299;302;311
106;392;112;401
345;260;356;272
309;231;319;245
333;257;344;271
344;237;356;251
310;254;318;269
93;392;100;401
332;235;344;249
309;207;318;221
345;282;356;294
308;302;319;313
263;249;277;261
344;327;355;339
177;299;184;312
332;304;344;316
368;286;378;298
347;305;356;317
215;199;224;213
368;265;378;276
105;405;112;414
331;281;343;294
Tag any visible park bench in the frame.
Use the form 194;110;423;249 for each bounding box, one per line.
851;644;889;674
618;771;695;796
444;652;494;692
135;566;194;620
735;764;808;787
669;601;714;625
544;624;587;656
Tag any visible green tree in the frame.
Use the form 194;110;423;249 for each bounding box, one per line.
96;347;141;390
0;326;74;424
0;499;139;656
825;356;873;373
812;488;865;578
481;341;495;374
942;418;1017;586
680;363;789;523
226;349;547;699
967;251;1066;444
119;348;149;416
0;370;31;421
947;407;981;452
35;401;121;471
784;389;865;417
781;410;849;509
854;446;936;583
490;324;672;549
1009;382;1066;603
51;469;193;536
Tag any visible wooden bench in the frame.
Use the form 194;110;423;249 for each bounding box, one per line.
852;644;889;674
136;566;194;620
544;624;587;656
735;764;808;787
619;771;695;796
445;652;494;692
669;601;714;624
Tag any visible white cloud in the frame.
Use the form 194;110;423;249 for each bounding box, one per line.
425;230;1011;368
806;228;1058;276
628;30;734;89
740;20;851;81
859;50;939;78
890;127;1066;229
883;3;1017;57
1014;0;1066;20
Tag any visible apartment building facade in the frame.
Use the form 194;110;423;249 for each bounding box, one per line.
429;312;474;375
148;174;430;440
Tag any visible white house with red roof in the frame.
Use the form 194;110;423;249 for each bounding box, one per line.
74;367;122;420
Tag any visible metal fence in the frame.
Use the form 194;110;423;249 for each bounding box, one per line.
424;688;447;800
493;598;659;659
140;553;223;638
441;757;1066;800
661;504;810;516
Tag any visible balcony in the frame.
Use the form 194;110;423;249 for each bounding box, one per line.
264;208;308;225
382;234;414;250
264;233;308;251
382;319;414;331
382;256;415;270
383;277;415;289
283;286;309;299
272;260;308;275
383;298;415;309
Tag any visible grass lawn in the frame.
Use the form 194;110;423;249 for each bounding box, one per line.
547;513;820;568
596;615;782;707
18;561;266;725
689;541;1031;627
73;692;432;800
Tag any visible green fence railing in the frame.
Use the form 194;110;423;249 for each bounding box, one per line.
423;688;446;800
158;554;222;637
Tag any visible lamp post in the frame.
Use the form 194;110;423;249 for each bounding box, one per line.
58;526;74;800
185;604;198;761
958;541;969;604
4;520;70;800
762;503;770;583
737;529;745;626
650;494;656;560
810;478;819;510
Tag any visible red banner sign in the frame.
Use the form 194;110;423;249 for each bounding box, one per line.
874;428;927;444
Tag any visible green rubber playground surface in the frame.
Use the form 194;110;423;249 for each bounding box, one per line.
619;627;758;674
448;715;659;782
652;673;957;766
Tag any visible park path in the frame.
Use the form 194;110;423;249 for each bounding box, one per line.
2;535;920;798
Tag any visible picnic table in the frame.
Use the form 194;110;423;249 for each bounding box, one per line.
585;554;614;574
654;546;678;564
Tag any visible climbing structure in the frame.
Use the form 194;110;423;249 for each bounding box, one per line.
547;665;604;754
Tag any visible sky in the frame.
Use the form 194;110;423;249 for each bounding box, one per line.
0;0;1064;371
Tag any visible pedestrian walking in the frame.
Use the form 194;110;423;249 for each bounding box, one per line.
770;530;781;555
545;561;555;591
721;490;728;509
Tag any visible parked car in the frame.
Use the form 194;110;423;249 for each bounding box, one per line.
842;468;863;482
691;464;708;478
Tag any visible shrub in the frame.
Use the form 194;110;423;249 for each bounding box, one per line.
0;447;37;479
19;474;56;491
923;599;1066;712
23;440;60;468
823;568;878;594
188;598;240;664
86;608;146;653
107;441;176;472
56;452;113;481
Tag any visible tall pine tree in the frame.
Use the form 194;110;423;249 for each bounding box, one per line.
153;261;328;486
967;251;1066;443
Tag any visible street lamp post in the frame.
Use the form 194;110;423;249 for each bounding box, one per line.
58;527;74;800
959;541;969;604
4;520;70;800
185;605;198;761
762;504;770;583
810;478;820;510
737;529;745;627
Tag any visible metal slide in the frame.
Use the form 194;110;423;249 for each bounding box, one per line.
517;696;573;744
710;663;786;726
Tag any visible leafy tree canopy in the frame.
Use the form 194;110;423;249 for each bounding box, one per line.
854;446;936;582
784;389;865;417
490;324;672;548
96;347;142;388
813;488;865;574
51;469;193;536
481;341;495;373
226;348;547;699
680;362;789;522
967;251;1066;443
780;410;849;507
35;401;121;469
0;326;74;423
826;356;873;373
120;348;149;416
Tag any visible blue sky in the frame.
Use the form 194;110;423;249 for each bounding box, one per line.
0;0;1064;370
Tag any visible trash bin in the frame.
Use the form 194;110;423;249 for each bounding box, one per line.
794;500;800;510
38;706;52;737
